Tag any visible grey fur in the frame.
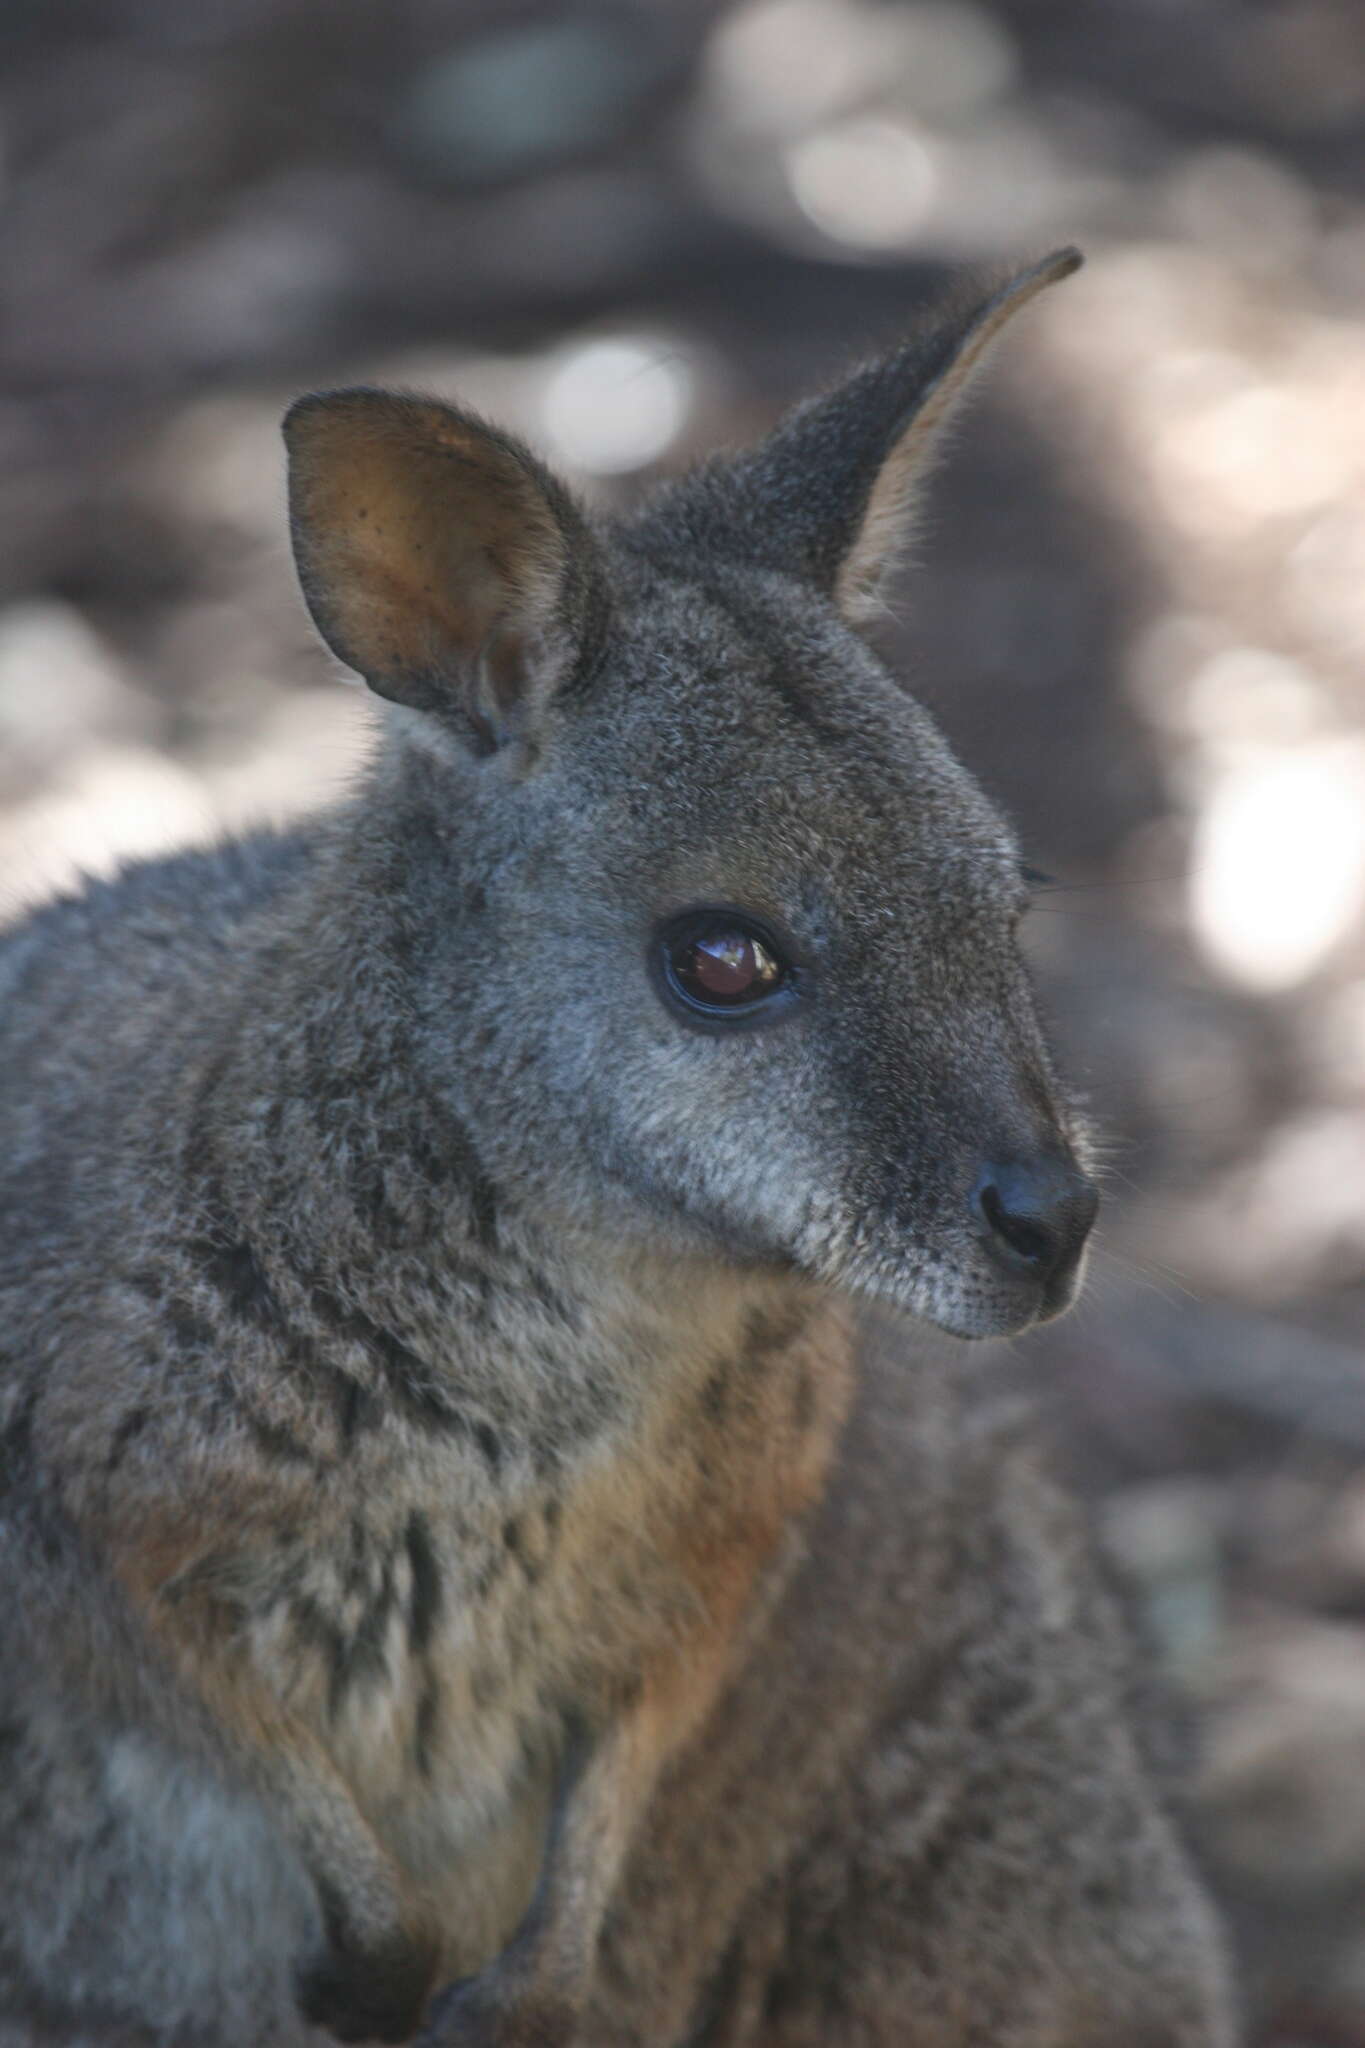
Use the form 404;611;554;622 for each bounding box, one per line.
0;252;1234;2046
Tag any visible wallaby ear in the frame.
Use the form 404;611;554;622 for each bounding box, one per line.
284;389;607;752
643;248;1081;626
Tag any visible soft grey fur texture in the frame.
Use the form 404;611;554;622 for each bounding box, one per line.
0;251;1235;2046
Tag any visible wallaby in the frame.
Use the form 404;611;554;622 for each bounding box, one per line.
0;249;1235;2047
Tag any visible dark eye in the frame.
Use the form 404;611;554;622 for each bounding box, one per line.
655;910;794;1025
675;928;780;1005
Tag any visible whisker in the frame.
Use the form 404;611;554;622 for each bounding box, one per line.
1086;1236;1200;1309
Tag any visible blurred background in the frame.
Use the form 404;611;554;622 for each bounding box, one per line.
2;0;1363;2037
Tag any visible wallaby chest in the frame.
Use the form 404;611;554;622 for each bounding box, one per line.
95;1248;851;1976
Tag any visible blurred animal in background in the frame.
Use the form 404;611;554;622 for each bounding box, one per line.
0;250;1234;2046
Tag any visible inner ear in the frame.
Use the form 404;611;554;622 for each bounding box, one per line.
284;389;604;751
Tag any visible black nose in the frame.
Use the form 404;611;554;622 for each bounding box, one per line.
969;1155;1098;1290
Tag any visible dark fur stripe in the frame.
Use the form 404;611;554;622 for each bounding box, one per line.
404;1512;442;1653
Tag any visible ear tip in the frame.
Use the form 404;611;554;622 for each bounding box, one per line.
971;245;1083;328
1035;244;1085;286
281;386;396;446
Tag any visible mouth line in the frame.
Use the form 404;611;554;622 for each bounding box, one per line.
705;1210;1088;1339
810;1242;1073;1341
921;1296;1046;1342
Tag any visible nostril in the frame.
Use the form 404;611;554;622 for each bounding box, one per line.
969;1157;1098;1284
976;1180;1056;1268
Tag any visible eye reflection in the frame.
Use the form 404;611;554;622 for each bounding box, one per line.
675;930;780;1005
655;909;795;1025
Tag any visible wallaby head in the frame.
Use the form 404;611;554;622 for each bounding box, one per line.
284;248;1095;1342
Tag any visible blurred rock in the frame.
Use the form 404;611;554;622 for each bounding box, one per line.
0;601;158;801
396;8;688;188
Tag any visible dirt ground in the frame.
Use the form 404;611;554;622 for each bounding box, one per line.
2;2;1364;2039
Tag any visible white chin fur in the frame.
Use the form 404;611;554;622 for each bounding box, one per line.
824;1253;1046;1342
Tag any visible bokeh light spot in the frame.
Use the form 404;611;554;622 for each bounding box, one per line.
540;338;692;476
785;116;937;250
1191;740;1365;991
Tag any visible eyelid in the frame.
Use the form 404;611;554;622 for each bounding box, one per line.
1019;864;1054;890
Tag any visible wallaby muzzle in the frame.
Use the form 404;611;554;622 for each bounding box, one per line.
968;1151;1098;1319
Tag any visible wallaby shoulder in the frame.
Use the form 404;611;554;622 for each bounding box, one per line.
0;828;317;1152
1;826;315;989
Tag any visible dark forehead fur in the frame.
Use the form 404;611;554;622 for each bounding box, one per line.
560;522;1021;911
